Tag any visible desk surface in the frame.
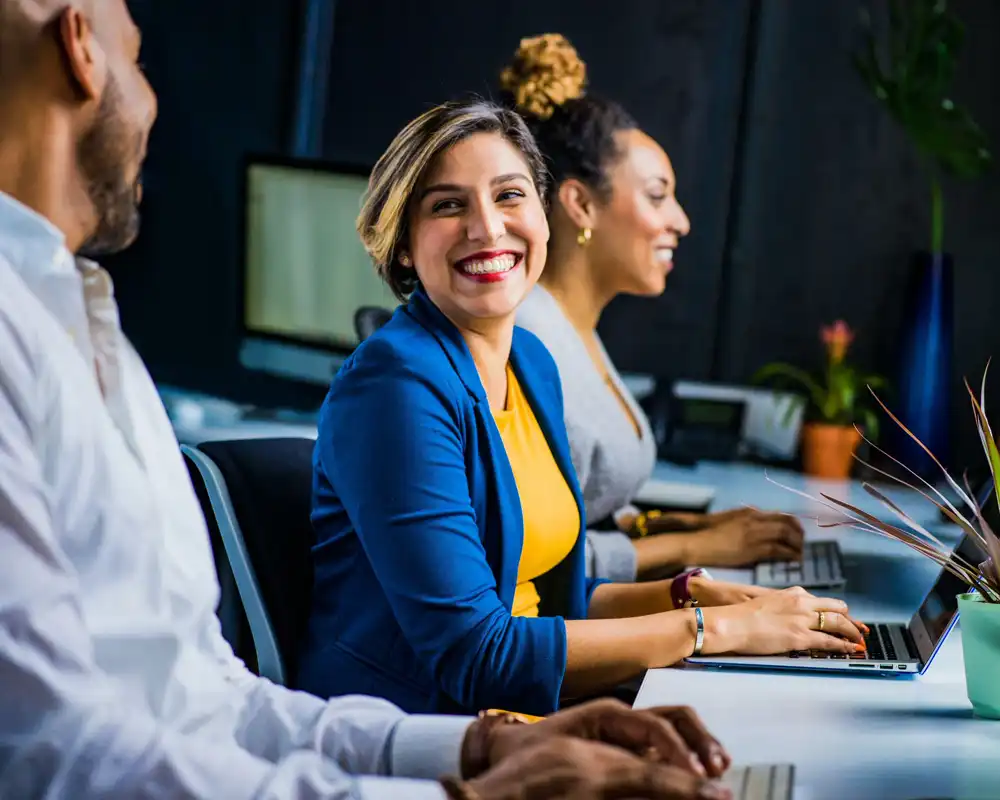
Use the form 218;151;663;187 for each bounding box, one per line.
638;461;999;800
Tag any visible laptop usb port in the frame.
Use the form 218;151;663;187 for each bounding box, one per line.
880;665;893;670
898;664;907;670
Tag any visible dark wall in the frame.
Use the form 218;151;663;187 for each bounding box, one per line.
714;0;1000;468
107;0;309;405
322;0;755;381
114;0;1000;465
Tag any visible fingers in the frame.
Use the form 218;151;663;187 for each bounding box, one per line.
759;542;803;562
751;519;805;549
594;701;704;776
802;593;849;615
645;706;730;778
850;617;871;635
814;610;865;644
806;630;866;653
600;761;731;800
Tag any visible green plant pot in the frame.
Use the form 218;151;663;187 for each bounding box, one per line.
957;593;1000;719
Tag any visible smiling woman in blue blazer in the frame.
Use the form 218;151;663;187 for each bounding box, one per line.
296;97;863;717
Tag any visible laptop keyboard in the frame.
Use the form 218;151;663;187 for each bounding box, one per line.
755;540;843;588
786;623;899;661
721;765;794;800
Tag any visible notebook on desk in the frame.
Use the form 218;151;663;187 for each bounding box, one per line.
633;478;716;512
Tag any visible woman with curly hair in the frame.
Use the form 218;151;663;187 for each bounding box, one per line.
508;34;807;584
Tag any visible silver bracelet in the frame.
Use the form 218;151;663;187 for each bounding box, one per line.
693;607;705;655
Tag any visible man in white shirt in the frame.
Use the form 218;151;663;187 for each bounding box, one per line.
0;1;732;798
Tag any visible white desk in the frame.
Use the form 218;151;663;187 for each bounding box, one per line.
637;461;999;800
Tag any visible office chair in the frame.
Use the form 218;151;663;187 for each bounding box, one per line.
182;437;316;687
353;305;393;341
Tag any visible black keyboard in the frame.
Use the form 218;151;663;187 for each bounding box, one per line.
785;623;899;661
861;623;898;661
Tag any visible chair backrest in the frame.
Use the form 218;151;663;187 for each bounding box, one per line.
353;305;393;342
182;437;316;686
183;450;254;666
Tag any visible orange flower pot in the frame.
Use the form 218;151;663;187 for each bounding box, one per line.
801;423;862;479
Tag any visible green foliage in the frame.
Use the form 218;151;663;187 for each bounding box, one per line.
854;0;992;252
753;322;886;438
753;361;886;439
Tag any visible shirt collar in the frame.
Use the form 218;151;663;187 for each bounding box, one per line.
0;189;75;277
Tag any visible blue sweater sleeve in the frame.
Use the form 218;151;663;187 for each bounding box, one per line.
318;341;567;715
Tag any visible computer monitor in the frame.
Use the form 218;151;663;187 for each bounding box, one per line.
238;154;397;385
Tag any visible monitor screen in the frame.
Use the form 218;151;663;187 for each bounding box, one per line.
243;160;397;352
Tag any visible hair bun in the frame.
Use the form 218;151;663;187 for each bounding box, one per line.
500;33;587;120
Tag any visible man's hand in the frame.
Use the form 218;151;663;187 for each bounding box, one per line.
469;699;730;779
464;737;731;800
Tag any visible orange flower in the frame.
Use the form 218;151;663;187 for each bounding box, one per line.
821;320;854;364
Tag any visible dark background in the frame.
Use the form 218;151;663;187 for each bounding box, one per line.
108;0;1000;469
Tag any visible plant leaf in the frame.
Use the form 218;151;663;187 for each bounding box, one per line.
852;427;985;545
869;387;977;510
752;363;827;412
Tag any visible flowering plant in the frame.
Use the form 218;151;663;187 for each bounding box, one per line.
753;321;888;438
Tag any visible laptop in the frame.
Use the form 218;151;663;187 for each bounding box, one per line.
687;532;981;675
722;765;794;800
753;539;845;589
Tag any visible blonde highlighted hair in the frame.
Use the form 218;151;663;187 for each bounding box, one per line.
357;98;549;300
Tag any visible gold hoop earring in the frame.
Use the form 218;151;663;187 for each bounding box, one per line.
577;227;592;247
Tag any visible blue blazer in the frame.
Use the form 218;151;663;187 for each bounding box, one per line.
297;289;605;715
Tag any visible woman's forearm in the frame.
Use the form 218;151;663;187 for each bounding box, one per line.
562;610;699;698
587;579;677;619
633;533;700;578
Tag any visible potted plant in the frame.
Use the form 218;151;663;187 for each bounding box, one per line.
854;0;991;475
791;372;1000;718
753;321;886;480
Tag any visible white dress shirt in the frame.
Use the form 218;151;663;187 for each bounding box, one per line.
0;190;470;799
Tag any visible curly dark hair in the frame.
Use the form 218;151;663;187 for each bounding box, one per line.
499;33;638;205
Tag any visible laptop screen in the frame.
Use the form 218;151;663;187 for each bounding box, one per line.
912;490;992;651
915;560;972;643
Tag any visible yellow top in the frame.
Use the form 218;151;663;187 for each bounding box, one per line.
493;365;580;617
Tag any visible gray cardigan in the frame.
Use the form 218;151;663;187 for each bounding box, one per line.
517;286;657;582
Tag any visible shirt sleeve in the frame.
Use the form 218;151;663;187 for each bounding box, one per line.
208;634;471;784
317;341;567;715
585;530;639;582
0;319;447;800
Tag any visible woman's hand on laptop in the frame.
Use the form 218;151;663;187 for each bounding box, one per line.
699;586;868;655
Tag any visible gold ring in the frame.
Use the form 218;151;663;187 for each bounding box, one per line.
817;611;826;631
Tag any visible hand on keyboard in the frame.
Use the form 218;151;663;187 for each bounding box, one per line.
683;510;805;567
466;737;733;800
699;586;867;656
